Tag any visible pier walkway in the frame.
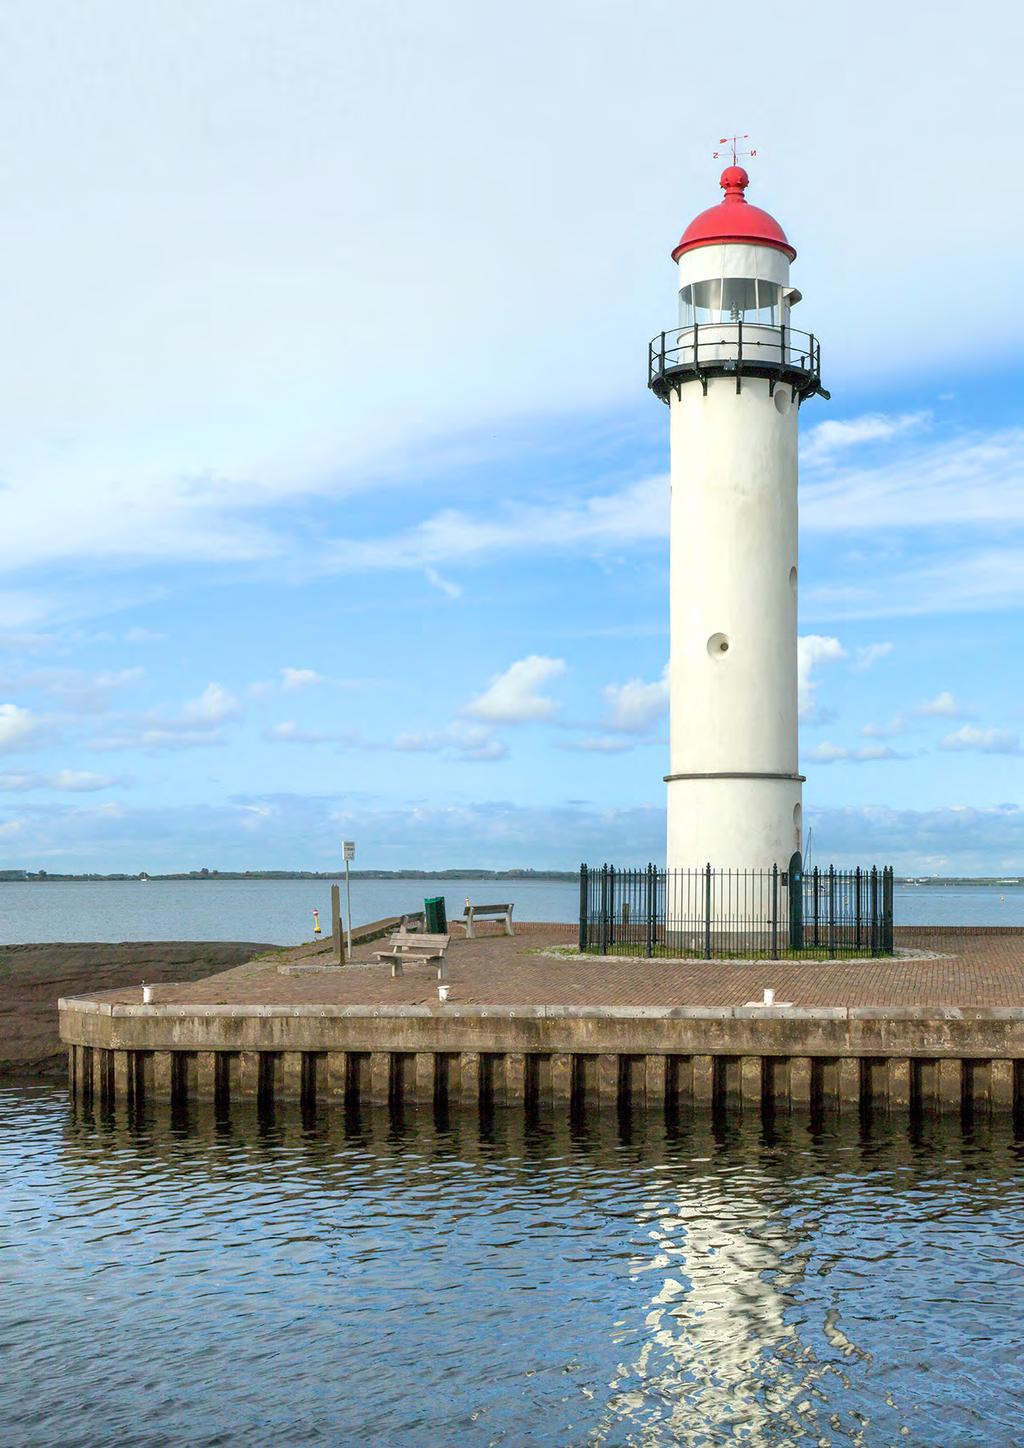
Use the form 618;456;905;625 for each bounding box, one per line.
60;924;1024;1120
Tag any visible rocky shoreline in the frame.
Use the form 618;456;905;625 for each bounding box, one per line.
0;941;277;1083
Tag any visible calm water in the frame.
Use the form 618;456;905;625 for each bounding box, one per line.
1;1090;1022;1445
1;878;1022;944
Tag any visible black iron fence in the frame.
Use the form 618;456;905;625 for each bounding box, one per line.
578;863;894;959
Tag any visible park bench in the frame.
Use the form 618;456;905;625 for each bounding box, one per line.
453;902;514;939
374;929;451;979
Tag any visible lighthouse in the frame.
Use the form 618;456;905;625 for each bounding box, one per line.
649;162;828;874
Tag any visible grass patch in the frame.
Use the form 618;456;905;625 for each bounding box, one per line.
542;944;889;962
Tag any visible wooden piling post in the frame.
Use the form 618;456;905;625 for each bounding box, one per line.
331;883;345;964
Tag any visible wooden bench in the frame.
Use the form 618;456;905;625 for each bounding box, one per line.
374;929;451;979
453;903;514;939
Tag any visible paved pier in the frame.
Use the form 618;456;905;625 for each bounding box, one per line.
59;924;1024;1121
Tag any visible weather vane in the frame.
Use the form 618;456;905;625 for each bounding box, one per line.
713;134;757;165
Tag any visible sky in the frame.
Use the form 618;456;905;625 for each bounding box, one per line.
0;0;1022;875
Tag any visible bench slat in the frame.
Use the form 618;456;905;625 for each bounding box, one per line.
375;943;446;955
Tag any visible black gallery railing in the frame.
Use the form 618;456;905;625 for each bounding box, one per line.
578;864;895;959
648;321;827;403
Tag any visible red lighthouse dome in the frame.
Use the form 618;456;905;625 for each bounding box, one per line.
672;167;796;263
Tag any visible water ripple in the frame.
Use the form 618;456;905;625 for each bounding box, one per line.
1;1089;1023;1445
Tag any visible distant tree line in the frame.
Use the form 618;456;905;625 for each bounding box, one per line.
1;868;1021;886
0;867;583;882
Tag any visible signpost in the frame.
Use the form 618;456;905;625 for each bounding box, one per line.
342;841;355;959
330;884;343;964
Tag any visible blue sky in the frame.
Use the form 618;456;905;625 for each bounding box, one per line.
1;0;1022;874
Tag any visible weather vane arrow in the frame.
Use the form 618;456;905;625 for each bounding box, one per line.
713;134;757;165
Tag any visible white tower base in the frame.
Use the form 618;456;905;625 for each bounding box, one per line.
666;774;802;873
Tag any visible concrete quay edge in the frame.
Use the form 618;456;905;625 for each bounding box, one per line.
58;996;1024;1024
59;996;1024;1073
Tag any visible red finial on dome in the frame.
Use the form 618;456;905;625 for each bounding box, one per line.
719;165;749;197
671;162;795;263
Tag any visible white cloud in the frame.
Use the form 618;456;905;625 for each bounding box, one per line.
465;655;566;724
451;728;508;763
918;691;962;718
123;627;165;643
281;668;325;691
392;732;435;752
424;567;462;600
802;428;1024;537
558;735;637;753
236;803;277;832
86;684;240;752
0;593;59;635
801;430;1024;628
4;666;144;714
806;741;848;763
855;744;900;762
7;789;1024;876
267;721;300;742
797;635;846;721
804;543;1024;622
266;721;352;744
803;803;1024;874
0;774;36;791
806;741;900;764
0;704;41;753
321;477;668;577
89;728;228;753
940;725;1021;755
393;722;507;762
178;683;240;728
50;770;115;792
852;642;893;672
0;818;25;838
602;664;669;733
861;690;966;739
801;412;928;465
0;6;1017;630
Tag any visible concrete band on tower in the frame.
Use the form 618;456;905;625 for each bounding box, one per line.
650;166;828;874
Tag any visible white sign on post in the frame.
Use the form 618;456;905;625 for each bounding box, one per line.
343;841;355;861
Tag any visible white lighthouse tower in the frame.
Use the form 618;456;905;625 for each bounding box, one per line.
650;161;827;874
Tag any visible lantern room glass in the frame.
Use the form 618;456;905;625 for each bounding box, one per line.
679;279;782;327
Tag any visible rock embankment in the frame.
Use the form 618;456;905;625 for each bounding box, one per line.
0;941;277;1082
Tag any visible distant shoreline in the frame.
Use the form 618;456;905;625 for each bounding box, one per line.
0;869;581;883
1;870;1022;887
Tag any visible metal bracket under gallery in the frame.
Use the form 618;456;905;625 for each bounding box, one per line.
648;320;830;403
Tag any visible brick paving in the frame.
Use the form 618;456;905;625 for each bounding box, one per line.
76;923;1024;1011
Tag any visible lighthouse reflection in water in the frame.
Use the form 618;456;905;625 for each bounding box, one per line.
4;1090;1023;1445
606;1146;867;1442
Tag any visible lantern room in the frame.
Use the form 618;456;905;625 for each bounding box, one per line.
648;166;826;404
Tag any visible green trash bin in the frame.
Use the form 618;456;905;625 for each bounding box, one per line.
424;896;448;933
